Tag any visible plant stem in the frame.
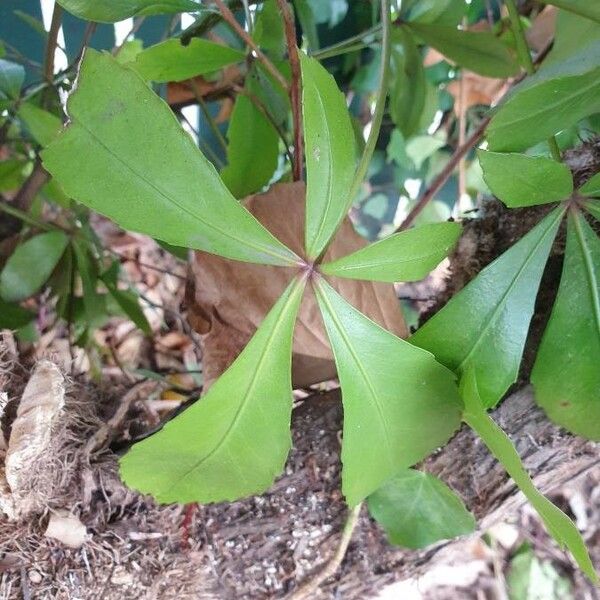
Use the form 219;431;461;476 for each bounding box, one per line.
276;0;303;181
212;0;289;92
311;24;382;60
0;200;53;231
345;0;391;210
397;116;490;232
289;502;363;599
505;0;561;161
44;2;63;85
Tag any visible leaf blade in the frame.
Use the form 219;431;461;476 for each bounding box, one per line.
532;211;600;440
42;50;299;267
478;151;573;208
367;469;476;549
411;207;564;408
321;222;461;282
301;52;357;259
119;276;306;504
56;0;199;23
314;278;463;506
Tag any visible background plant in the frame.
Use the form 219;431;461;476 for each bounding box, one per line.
0;0;599;589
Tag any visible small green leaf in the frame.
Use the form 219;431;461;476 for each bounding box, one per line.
532;211;600;440
0;231;69;302
405;23;519;78
72;241;105;326
19;103;62;147
134;39;245;83
478;151;573;208
389;29;426;138
0;58;25;100
56;0;199;23
0;298;35;329
585;200;600;222
579;172;600;197
103;280;152;336
254;0;286;58
221;67;279;198
120;277;306;503
0;159;28;192
321;222;461;283
367;469;475;549
487;41;600;152
507;547;574;600
301;51;356;260
411;207;564;408
42;50;299;267
314;279;463;507
538;0;600;24
461;369;598;583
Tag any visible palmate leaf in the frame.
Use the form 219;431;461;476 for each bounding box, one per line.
314;278;463;507
478;151;573;208
56;0;199;23
120;276;305;504
411;207;564;408
580;173;600;197
487;41;600;152
405;23;519;79
42;50;299;267
321;222;461;282
0;231;69;302
133;39;246;83
461;369;598;583
300;52;357;260
367;469;475;549
532;211;600;440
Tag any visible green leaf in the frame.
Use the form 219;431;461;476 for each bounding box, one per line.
580;172;600;197
56;0;199;23
19;103;62;147
301;51;356;260
406;133;446;170
120;277;305;503
103;280;152;336
545;10;600;66
42;50;298;267
72;241;105;326
532;211;600;440
507;547;574;600
478;151;573;208
538;0;600;24
585;200;600;221
0;298;35;329
411;207;564;408
221;67;279;198
389;29;426;138
314;279;463;506
487;41;600;152
321;222;461;283
367;469;475;549
0;231;69;302
405;23;519;78
461;369;598;583
0;58;25;100
133;38;245;83
254;0;286;58
0;159;28;192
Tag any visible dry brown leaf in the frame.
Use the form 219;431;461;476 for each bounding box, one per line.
0;361;65;519
187;182;407;390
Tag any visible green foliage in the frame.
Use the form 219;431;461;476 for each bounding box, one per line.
461;369;597;583
538;0;600;24
580;172;600;197
0;231;68;302
412;208;564;408
56;0;199;23
321;222;460;282
487;41;600;151
134;39;246;83
478;151;573;208
405;22;519;78
367;469;475;549
301;52;356;260
18;103;62;147
0;58;25;100
532;212;600;440
0;298;35;329
314;279;462;506
120;277;305;503
42;50;298;266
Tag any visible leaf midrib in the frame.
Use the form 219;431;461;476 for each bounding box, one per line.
72;117;296;265
456;207;564;375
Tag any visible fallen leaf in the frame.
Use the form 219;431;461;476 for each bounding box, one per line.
44;510;89;548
